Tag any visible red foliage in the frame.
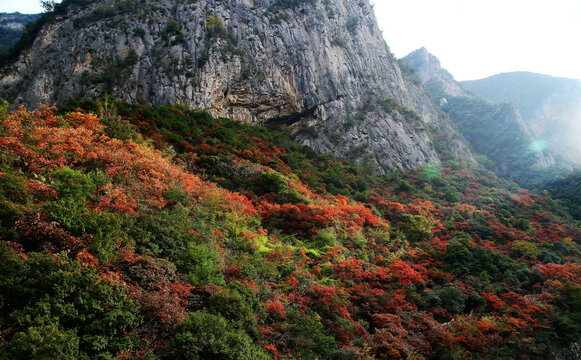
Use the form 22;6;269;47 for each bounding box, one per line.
482;292;505;311
265;300;287;319
115;248;194;338
26;180;57;201
258;199;383;239
535;262;581;283
534;228;561;243
14;213;86;253
389;260;426;286
76;250;99;267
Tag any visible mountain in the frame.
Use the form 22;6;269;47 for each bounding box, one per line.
462;72;581;166
0;0;472;174
0;2;580;358
402;49;558;187
0;12;41;51
402;47;470;99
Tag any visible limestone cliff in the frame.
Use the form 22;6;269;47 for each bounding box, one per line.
0;0;472;173
402;47;469;99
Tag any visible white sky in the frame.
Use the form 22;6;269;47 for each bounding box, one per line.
372;0;581;82
2;0;581;82
0;0;46;14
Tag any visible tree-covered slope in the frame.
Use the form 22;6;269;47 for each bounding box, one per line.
0;100;580;359
461;72;581;166
400;50;562;189
546;170;581;221
442;97;562;188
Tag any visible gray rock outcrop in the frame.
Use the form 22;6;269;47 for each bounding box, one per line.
402;47;469;98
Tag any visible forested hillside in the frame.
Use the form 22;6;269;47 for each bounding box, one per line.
442;97;563;188
401;50;564;189
0;100;579;359
546;170;581;221
461;72;581;166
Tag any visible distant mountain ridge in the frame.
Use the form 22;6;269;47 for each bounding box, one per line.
461;72;581;119
0;12;41;51
462;72;581;166
402;48;560;187
402;48;470;99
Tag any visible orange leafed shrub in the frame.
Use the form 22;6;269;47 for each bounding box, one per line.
0;106;257;216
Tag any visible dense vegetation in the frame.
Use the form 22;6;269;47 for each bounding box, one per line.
546;170;581;220
0;28;21;52
0;100;580;359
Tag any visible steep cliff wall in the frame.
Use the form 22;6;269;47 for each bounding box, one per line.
0;0;472;173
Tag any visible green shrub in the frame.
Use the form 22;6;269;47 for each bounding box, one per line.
331;37;346;47
175;244;225;286
241;67;252;80
0;98;8;114
169;312;270;360
1;322;80;360
0;247;141;359
0;173;31;204
299;120;318;137
346;16;359;35
312;228;340;248
283;310;336;358
511;240;541;260
444;187;461;203
209;289;256;331
124;48;139;65
133;27;145;36
50;167;95;199
206;16;226;38
101;115;141;142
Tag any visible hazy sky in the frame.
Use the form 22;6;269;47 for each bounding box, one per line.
2;0;581;82
0;0;45;14
372;0;581;82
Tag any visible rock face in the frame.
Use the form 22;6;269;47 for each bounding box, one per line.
402;48;469;99
0;0;472;173
462;72;581;166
